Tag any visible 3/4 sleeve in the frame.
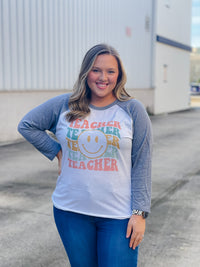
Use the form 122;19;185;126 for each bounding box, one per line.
130;100;153;213
18;94;68;160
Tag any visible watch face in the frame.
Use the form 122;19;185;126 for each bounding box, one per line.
143;212;149;219
132;210;149;218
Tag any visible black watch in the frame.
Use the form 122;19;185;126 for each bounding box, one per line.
132;209;149;219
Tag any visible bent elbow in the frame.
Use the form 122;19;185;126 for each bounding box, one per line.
17;120;24;135
17;119;30;138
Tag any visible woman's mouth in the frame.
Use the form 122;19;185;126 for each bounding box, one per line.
96;82;108;89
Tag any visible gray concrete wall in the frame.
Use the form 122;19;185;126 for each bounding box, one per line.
0;90;67;144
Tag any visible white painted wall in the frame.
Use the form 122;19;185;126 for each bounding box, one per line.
156;0;191;45
154;43;190;114
153;0;192;114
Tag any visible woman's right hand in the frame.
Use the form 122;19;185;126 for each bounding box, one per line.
56;149;62;175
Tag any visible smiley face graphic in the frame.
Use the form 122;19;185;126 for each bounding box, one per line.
78;130;108;159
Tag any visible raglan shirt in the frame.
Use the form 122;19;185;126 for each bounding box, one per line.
18;93;152;219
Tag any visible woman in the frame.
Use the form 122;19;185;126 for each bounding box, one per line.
18;44;152;267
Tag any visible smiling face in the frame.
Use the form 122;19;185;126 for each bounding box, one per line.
87;54;119;107
78;130;108;159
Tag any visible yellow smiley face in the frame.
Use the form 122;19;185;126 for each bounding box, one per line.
78;130;108;159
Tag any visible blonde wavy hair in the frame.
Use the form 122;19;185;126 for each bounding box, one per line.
66;43;132;122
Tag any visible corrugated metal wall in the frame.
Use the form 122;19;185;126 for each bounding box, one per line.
0;0;153;91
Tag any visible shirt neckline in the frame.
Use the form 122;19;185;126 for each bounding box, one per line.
89;100;119;110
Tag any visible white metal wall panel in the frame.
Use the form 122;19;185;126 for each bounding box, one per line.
154;43;190;114
118;0;154;89
0;0;153;91
156;0;192;45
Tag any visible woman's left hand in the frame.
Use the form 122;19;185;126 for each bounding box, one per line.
126;215;146;250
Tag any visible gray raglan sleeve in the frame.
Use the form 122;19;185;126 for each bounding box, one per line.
130;100;153;213
18;94;69;160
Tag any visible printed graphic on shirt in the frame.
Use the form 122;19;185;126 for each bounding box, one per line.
66;119;121;171
78;130;108;159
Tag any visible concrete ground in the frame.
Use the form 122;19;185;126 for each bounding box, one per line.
0;107;200;267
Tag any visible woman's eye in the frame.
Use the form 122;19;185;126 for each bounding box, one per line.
108;71;115;74
92;69;99;72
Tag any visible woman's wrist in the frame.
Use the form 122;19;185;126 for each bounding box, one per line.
132;209;149;219
56;149;62;159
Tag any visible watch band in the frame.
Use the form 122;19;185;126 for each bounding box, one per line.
132;209;149;219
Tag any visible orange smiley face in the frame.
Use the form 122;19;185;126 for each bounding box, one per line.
78;130;108;159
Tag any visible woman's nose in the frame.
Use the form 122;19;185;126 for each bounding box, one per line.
99;71;107;81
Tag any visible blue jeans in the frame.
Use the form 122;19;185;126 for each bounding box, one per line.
53;206;138;267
